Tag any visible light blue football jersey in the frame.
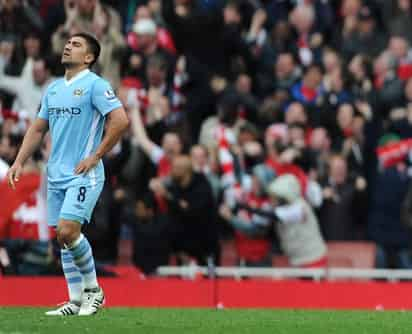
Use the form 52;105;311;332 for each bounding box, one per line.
38;69;122;189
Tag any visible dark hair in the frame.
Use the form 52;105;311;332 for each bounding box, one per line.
70;32;101;67
217;92;241;126
303;63;324;76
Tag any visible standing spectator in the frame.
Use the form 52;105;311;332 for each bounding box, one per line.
162;0;225;75
289;4;323;66
219;164;275;266
268;174;326;267
149;155;220;265
373;51;404;118
0;54;53;120
290;63;324;126
272;52;301;96
368;135;412;268
387;35;412;81
347;54;374;102
0;0;44;39
51;0;124;87
339;4;387;61
235;174;327;267
319;155;367;241
121;17;175;81
387;0;412;45
308;127;332;181
190;144;220;200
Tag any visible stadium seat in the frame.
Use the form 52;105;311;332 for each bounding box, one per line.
117;239;134;265
326;241;376;269
272;255;289;267
272;242;377;269
220;239;238;266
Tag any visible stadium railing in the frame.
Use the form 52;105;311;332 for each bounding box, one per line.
156;266;412;281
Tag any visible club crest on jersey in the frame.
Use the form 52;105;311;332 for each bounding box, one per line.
105;89;116;100
73;88;84;97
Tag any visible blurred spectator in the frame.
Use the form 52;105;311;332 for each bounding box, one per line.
190;144;220;199
51;0;125;87
388;35;412;81
339;4;387;61
321;67;352;126
289;4;323;66
219;164;275;266
0;152;54;275
368;134;412;268
162;0;255;77
347;54;374;102
234;174;327;267
0;133;22;165
129;98;182;177
0;0;43;39
307;127;332;181
373;51;404;118
267;174;326;267
388;0;412;45
0;52;53;120
388;78;412;138
121;17;175;81
127;5;176;54
319;155;367;241
5;0;412;273
270;52;301;97
149;155;220;265
290;63;324;125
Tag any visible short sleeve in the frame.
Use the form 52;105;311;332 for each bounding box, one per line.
92;79;123;116
37;89;49;120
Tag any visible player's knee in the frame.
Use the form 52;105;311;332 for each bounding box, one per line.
56;225;80;247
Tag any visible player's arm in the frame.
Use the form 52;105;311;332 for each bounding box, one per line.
7;118;49;189
75;107;129;174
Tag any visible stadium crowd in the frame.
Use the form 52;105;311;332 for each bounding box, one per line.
2;0;412;276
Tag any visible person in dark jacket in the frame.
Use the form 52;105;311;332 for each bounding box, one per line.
368;136;412;268
319;155;367;241
149;155;220;265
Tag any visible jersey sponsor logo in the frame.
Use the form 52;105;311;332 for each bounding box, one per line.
48;107;82;117
73;89;84;97
49;91;57;96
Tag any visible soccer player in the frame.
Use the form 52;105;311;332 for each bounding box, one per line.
6;33;129;316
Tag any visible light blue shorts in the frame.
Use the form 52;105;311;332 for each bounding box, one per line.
47;182;104;227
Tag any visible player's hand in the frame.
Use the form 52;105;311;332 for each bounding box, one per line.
7;162;23;190
75;155;100;175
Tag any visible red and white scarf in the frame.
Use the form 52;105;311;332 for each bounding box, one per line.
376;139;412;168
215;124;238;188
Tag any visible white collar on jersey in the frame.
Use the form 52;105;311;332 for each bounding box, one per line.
64;68;90;86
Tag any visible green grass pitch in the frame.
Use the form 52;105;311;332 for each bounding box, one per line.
0;307;411;334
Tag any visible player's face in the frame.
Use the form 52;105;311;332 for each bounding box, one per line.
62;36;93;68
